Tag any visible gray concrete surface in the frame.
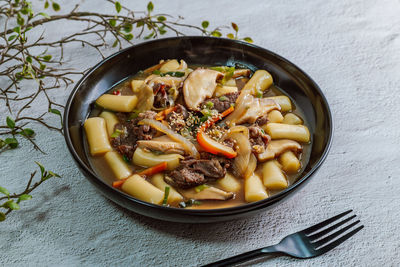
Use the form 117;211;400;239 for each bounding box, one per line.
1;0;399;266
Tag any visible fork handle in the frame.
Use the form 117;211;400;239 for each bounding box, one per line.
202;246;279;267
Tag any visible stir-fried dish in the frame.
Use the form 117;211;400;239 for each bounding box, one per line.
84;59;311;209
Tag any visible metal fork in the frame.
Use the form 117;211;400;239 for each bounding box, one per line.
203;210;363;267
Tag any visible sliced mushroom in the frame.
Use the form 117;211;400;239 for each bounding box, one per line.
183;68;224;110
137;136;186;155
179;186;234;200
160;59;188;73
232;69;251;78
225;93;280;125
257;139;302;162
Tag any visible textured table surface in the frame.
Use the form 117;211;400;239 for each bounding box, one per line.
1;0;400;266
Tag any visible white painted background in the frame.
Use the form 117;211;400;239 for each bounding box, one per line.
1;0;399;266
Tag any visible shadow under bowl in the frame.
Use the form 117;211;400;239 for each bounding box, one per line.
63;36;333;223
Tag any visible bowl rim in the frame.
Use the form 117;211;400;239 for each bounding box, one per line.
63;36;333;215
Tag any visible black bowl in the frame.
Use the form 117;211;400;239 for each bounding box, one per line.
64;36;333;223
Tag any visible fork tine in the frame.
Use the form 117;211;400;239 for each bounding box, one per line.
313;220;361;248
308;215;357;241
316;225;364;254
303;210;353;235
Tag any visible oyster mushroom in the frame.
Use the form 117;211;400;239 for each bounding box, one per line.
137;136;186;155
178;186;234;200
257;139;302;162
183;68;224;110
225;93;280;125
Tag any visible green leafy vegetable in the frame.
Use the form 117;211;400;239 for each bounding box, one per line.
202;21;209;29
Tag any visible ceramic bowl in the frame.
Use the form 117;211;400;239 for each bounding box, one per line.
63;36;333;223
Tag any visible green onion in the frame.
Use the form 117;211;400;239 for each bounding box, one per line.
127;110;140;121
210;66;235;73
179;199;202;208
221;67;235;84
219;96;228;101
255;90;263;98
162;186;170;206
152;70;161;75
194;184;209;193
161;71;185;77
110;129;123;138
122;155;130;163
205;101;214;109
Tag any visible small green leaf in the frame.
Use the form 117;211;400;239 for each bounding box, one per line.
201;21;209;29
136;21;144;27
6;116;15;129
211;31;222;37
109;19;116;27
157;16;166;22
227;33;234;39
144;32;154;40
124;33;134;41
115;1;122;13
8;35;17;41
25;26;33;32
0;212;5;222
112;39;119;48
35;161;45;176
26;56;32;63
44;1;49;9
159;28;167;35
147;1;154;13
21;128;35;137
40;63;46;70
42;55;52;61
17;16;25;26
48;171;61;178
49;108;61;116
0;186;10;196
13;26;21;34
38;12;50;19
243;37;253;43
123;23;132;33
231;22;239;32
3;200;20;210
52;2;60;11
0;139;5;149
18;194;32;201
5;138;18;149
